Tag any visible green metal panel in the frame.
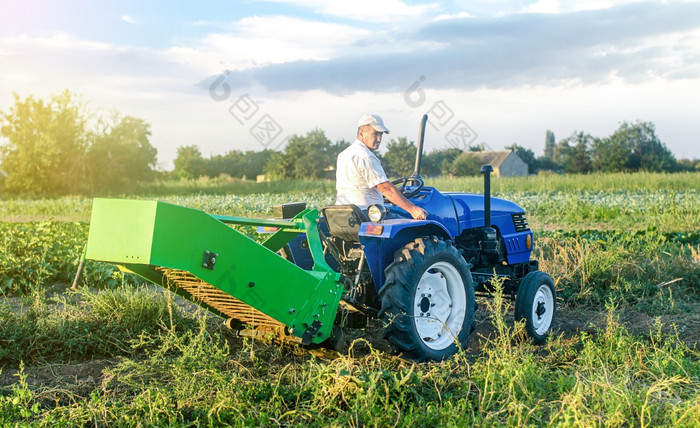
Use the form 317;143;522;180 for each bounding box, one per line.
85;198;343;344
86;198;158;264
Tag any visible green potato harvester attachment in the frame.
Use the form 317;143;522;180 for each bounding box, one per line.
85;198;344;345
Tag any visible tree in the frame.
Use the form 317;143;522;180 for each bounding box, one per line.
592;121;675;173
534;155;561;172
556;132;594;174
263;129;338;180
420;151;440;177
263;151;289;180
0;91;90;195
450;152;483;176
328;140;351;163
173;145;205;179
422;148;463;176
384;137;416;177
570;132;594;174
544;130;556;160
0;90;158;195
199;149;273;180
619;121;675;172
295;150;329;179
287;129;333;179
88;114;156;193
591;135;630;173
677;158;700;172
203;152;237;178
239;150;273;179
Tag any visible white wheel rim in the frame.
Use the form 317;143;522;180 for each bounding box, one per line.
413;261;466;350
531;284;554;335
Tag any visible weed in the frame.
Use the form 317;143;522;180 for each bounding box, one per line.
0;285;198;366
1;286;697;426
0;363;41;423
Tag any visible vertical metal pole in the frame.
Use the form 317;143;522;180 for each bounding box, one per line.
412;114;428;178
71;244;88;290
480;164;493;228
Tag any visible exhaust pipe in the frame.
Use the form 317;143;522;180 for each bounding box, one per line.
411;114;428;179
480;164;493;227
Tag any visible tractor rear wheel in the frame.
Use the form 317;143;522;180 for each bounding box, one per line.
514;271;556;344
379;237;475;362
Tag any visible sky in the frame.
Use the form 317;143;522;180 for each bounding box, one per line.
1;0;699;170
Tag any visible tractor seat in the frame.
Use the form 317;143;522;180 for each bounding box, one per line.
321;205;369;242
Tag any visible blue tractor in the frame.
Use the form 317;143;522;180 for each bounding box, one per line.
289;115;556;361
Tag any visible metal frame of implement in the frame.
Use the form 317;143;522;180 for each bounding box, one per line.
85;198;344;345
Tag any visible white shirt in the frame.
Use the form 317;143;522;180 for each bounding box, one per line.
335;140;389;209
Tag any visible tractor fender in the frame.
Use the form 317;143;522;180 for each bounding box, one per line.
358;220;453;291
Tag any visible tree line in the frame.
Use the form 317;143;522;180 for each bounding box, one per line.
0;91;156;196
1;91;698;197
172;122;697;180
507;123;696;175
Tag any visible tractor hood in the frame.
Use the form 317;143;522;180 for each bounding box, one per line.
445;192;526;234
384;187;527;235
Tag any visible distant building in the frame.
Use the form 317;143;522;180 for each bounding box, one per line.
471;151;528;177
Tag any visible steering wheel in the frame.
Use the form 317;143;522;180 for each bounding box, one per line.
390;175;424;199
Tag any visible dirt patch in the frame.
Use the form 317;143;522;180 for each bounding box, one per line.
0;359;116;408
0;359;114;389
468;300;700;351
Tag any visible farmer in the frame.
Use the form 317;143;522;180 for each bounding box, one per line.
335;114;428;220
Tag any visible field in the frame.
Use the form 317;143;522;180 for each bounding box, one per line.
1;172;699;426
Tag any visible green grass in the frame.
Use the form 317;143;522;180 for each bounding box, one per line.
3;189;697;233
0;192;336;222
140;175;335;196
0;285;199;366
536;229;700;307
145;170;700;194
1;285;698;426
0;221;129;295
429;171;700;193
3;172;698;231
1;171;699;425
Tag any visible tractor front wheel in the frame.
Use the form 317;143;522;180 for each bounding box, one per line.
379;237;475;362
514;271;556;344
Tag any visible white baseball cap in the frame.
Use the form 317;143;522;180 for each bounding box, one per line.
357;114;390;134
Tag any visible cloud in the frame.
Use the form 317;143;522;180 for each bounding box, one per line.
261;0;438;22
165;15;374;76
524;0;560;14
121;15;141;25
199;1;700;94
0;32;195;100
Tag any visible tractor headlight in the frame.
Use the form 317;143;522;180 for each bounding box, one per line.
368;204;385;222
